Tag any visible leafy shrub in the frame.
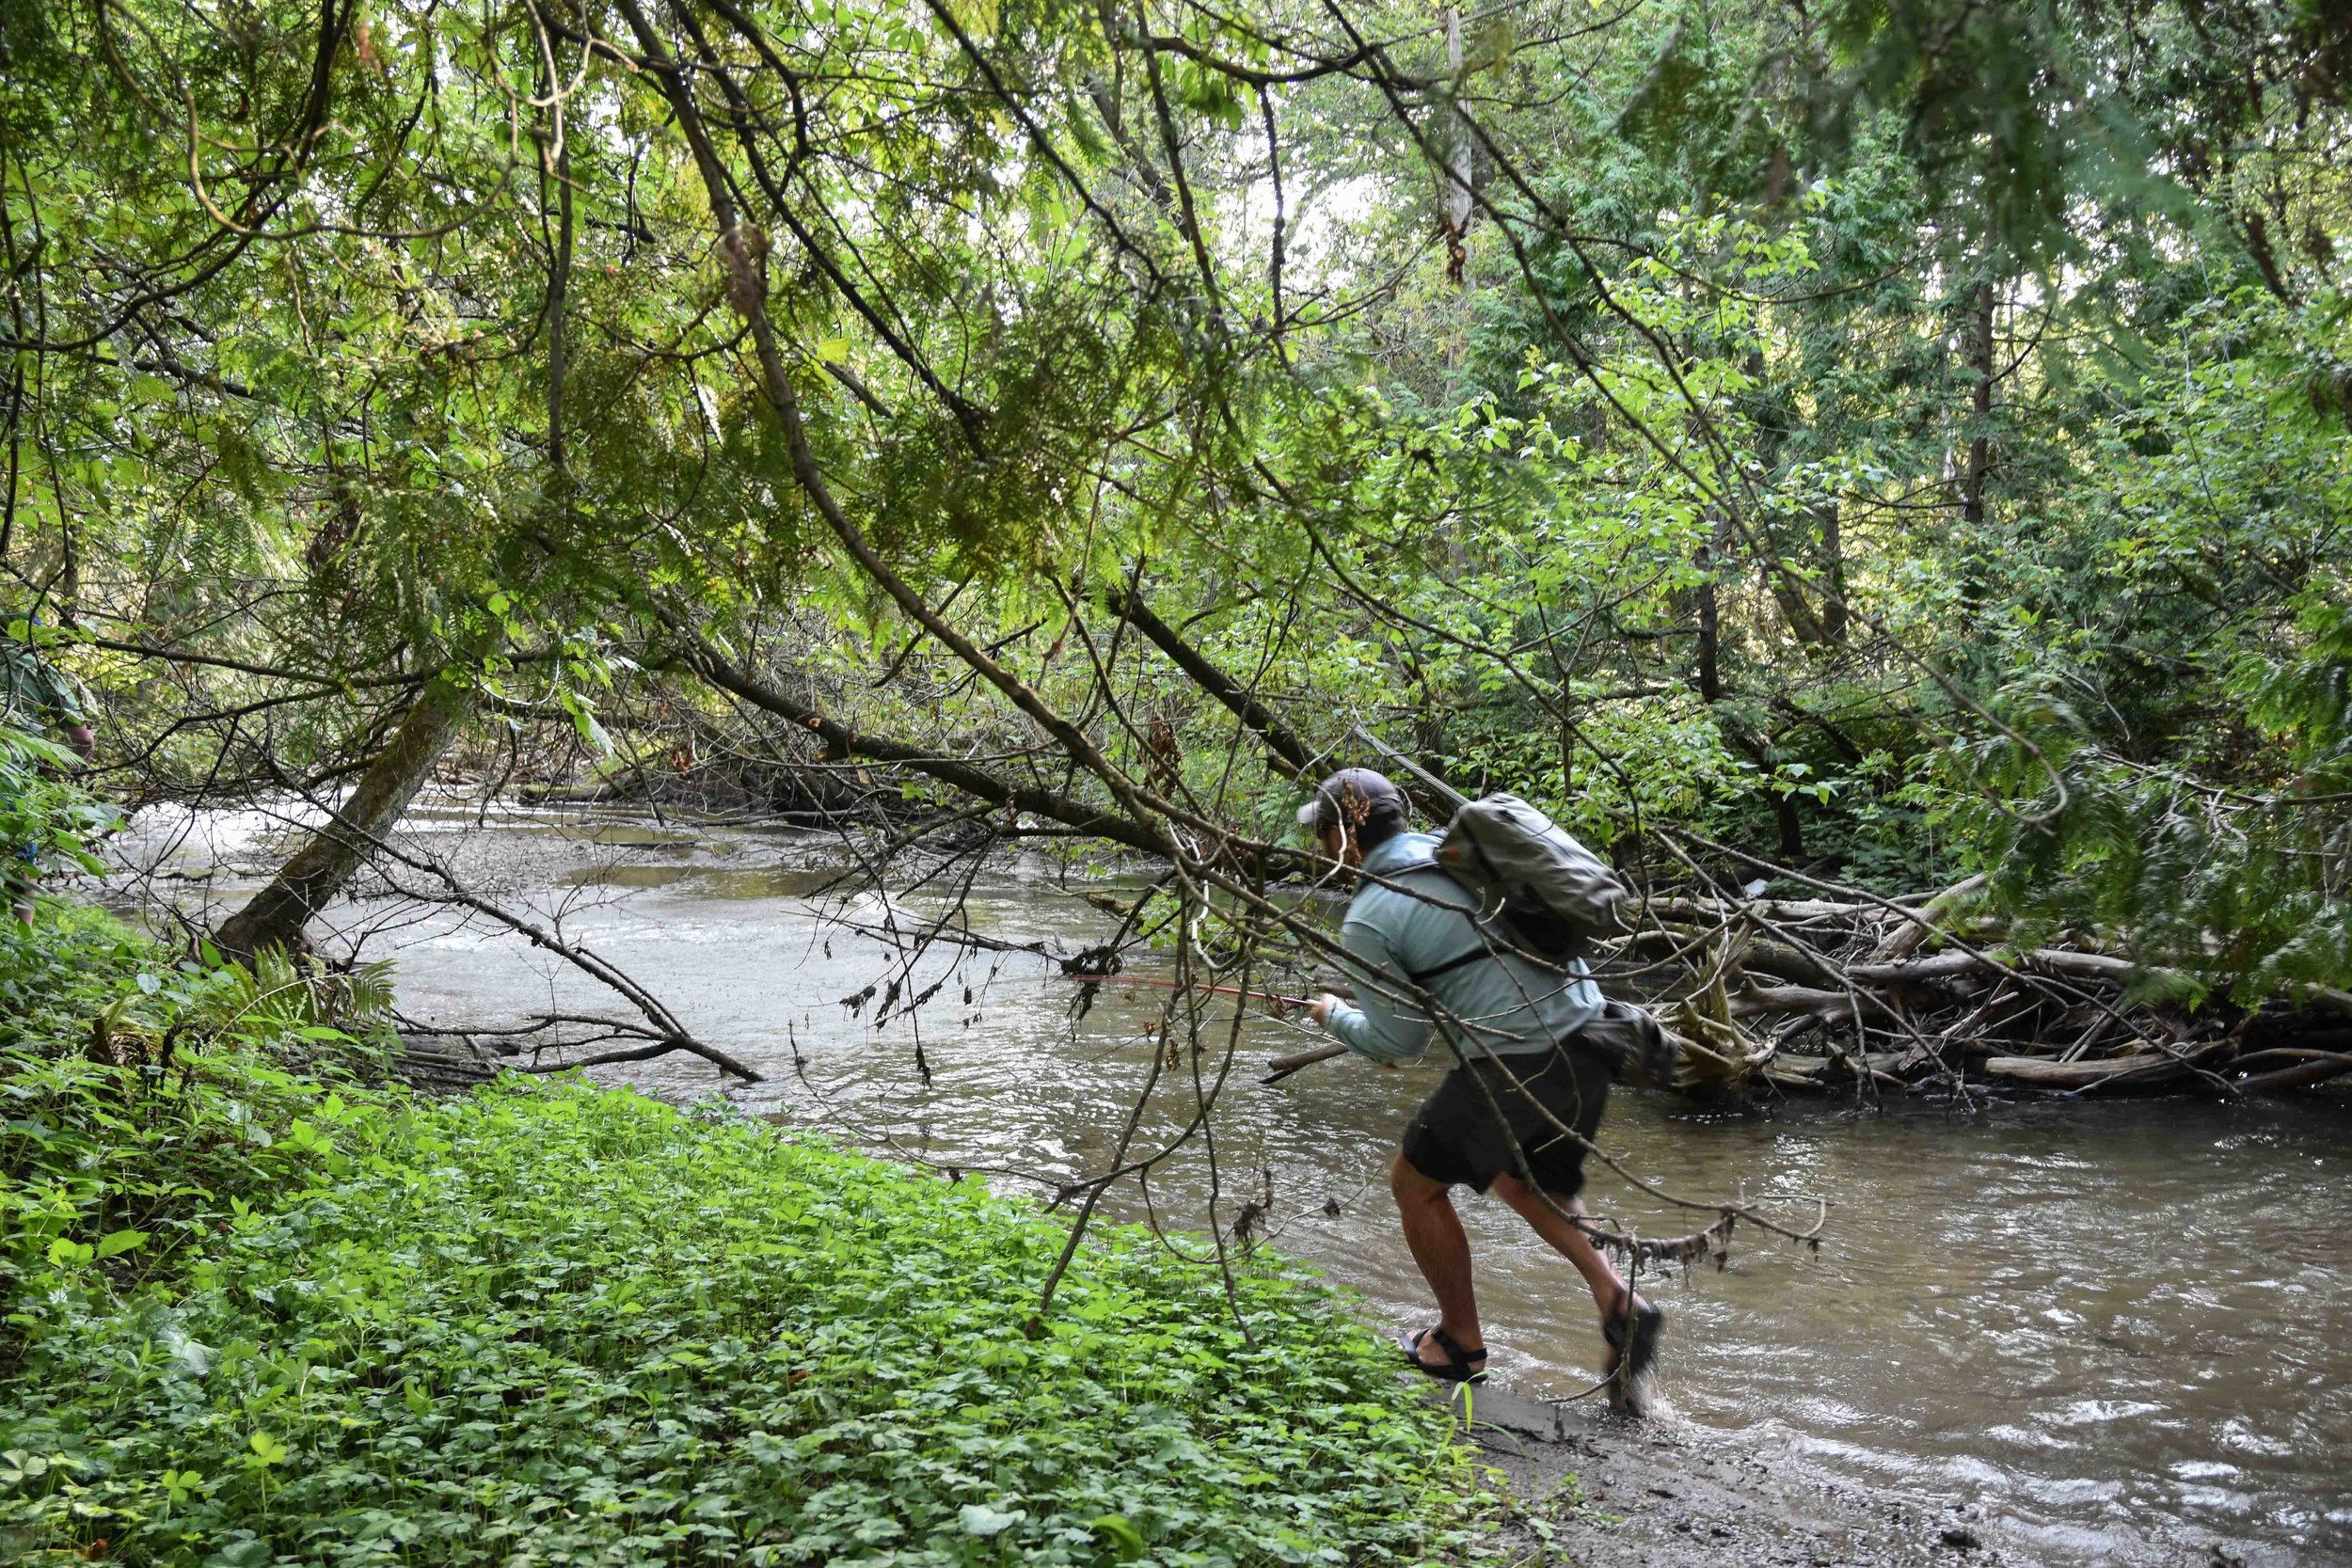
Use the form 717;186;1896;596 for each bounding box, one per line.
1;910;396;1341
1947;595;2352;1001
0;722;115;899
1;917;1473;1567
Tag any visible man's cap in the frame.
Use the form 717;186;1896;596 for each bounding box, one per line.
1296;768;1409;833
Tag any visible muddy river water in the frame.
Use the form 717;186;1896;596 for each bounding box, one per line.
129;803;2352;1566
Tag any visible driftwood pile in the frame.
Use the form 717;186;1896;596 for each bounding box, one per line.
1610;879;2352;1100
1264;876;2352;1100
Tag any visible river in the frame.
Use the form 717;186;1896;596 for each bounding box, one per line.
121;800;2352;1566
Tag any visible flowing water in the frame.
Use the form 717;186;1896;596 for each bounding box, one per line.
121;802;2352;1566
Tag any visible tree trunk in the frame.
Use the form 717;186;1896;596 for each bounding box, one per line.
1772;789;1804;863
1695;576;1720;701
214;676;474;959
1438;8;1474;286
1744;349;1834;647
1103;587;1313;778
1960;281;1994;529
680;634;1172;858
1817;502;1848;643
1693;514;1732;703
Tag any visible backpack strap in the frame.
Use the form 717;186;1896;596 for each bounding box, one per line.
1376;855;1499;985
1403;943;1493;986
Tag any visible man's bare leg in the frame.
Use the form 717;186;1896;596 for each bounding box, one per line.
1389;1152;1486;1372
1489;1173;1644;1364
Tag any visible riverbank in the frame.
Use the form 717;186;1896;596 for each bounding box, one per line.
0;905;1485;1565
1448;1378;2045;1568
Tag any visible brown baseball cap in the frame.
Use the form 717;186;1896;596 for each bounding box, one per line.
1296;768;1409;834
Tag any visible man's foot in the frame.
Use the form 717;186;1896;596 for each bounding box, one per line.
1399;1324;1487;1384
1601;1292;1665;1414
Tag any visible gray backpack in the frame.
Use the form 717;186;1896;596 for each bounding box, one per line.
1404;794;1629;979
1403;796;1670;1080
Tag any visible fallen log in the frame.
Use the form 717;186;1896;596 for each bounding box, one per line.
1839;947;2151;988
1866;874;1987;961
1737;938;1839;988
1978;1053;2190;1089
1762;1051;1908;1090
1637;895;1888;925
392;1044;502;1090
1730;981;1897;1021
2231;1051;2352;1093
1979;1032;2237;1090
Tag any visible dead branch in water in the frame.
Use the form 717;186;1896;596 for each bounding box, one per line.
1583;857;2346;1102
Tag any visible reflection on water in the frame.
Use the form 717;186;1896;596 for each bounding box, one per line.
556;823;699;847
137;807;2352;1568
561;864;855;900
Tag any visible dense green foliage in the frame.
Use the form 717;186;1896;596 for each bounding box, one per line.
0;906;394;1313
0;913;1472;1566
2;0;2348;975
0;724;110;899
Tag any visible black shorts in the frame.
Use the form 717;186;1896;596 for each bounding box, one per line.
1400;1041;1612;1196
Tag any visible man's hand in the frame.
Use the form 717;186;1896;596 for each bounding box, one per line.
1308;992;1345;1027
64;723;94;762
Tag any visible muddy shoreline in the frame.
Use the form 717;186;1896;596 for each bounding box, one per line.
1448;1381;2049;1567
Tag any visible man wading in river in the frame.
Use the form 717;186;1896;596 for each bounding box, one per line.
1298;768;1666;1409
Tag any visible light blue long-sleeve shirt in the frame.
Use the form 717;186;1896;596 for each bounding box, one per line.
1323;831;1604;1064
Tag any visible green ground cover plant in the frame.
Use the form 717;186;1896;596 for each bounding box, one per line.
0;910;1476;1567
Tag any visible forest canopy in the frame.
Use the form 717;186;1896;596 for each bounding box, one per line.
4;0;2351;1006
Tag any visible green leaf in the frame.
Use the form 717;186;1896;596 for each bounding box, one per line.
1089;1514;1148;1560
94;1228;147;1259
958;1502;1024;1536
0;1451;51;1483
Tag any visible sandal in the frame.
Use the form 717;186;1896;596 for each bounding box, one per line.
1601;1296;1665;1412
1399;1325;1488;1384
